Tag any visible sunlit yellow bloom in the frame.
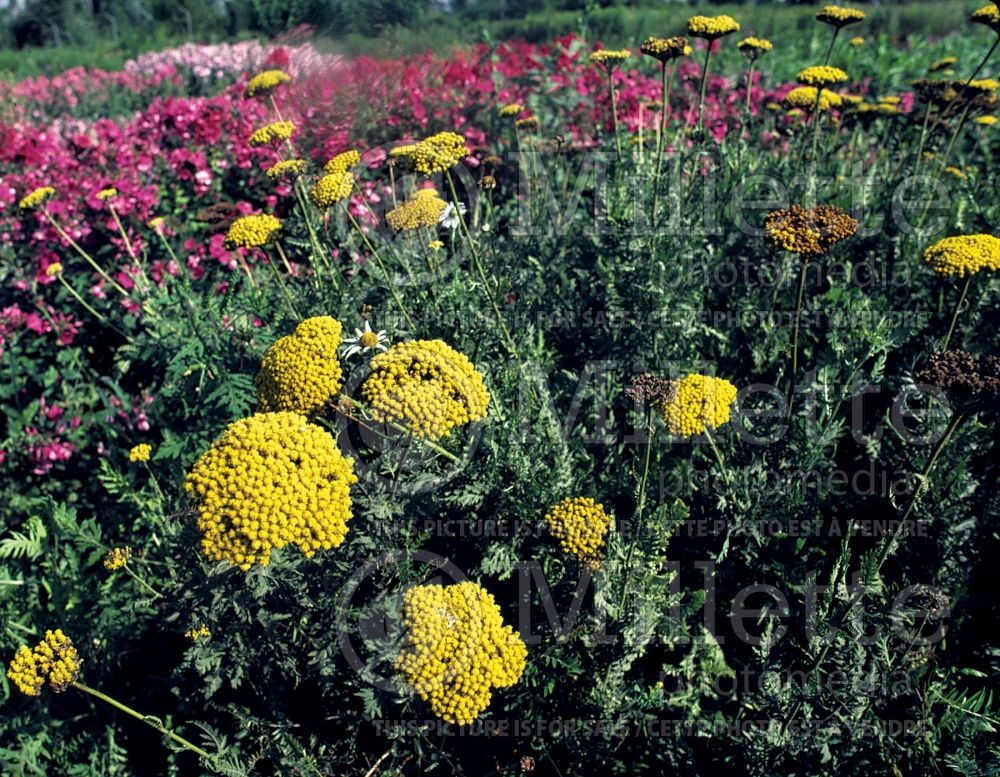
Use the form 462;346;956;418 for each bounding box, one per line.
103;546;133;571
816;5;866;27
499;103;525;117
544;497;613;568
245;69;291;98
970;3;1000;33
385;188;447;231
975;115;998;125
6;629;81;696
19;186;55;209
640;36;690;63
96;187;118;201
922;234;1000;276
256;316;344;415
129;443;152;462
45;263;63;277
590;48;631;68
309;171;353;207
737;37;773;61
687;14;741;39
797;65;849;87
266;159;308;180
224;214;281;249
248;121;295;147
784;86;843;111
324;150;361;174
656;375;738;437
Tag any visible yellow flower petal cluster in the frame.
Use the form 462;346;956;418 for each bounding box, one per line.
396;582;527;725
816;5;866;27
256;316;345;415
922;234;1000;277
499;102;525;117
544;496;613;568
267;159;308;180
45;262;63;277
96;187;118;201
687;15;740;40
656;374;738;437
245;69;291;98
324;150;361;174
184;625;211;641
224;214;281;249
849;36;865;46
402;132;470;176
184;412;357;569
248;121;295;147
590;48;631;68
965;78;1000;95
784;86;843;111
764;204;859;256
737;37;773;60
7;629;81;696
104;546;133;570
129;443;152;462
362;339;490;440
640;36;690;63
19;186;55;209
975;115;998;125
929;57;958;73
797;65;849;87
970;3;1000;33
309;171;354;207
385;188;447;231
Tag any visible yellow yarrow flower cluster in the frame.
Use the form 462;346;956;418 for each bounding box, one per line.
764;204;859;256
784;86;843;112
590;48;631;68
325;150;361;174
129;443;152;462
362;339;490;441
96;187;118;201
544;496;613;568
922;234;1000;277
385;189;447;231
45;263;63;277
267;159;308;180
656;374;738;437
970;3;1000;33
19;186;55;209
850;36;865;46
965;78;1000;95
640;36;690;63
245;69;291;98
309;170;353;207
185;412;357;569
816;5;866;27
248;121;295;147
184;625;211;641
687;15;740;40
797;65;849;87
256;316;345;415
399;132;469;176
224;214;281;249
7;629;81;696
103;546;133;571
930;57;958;73
737;37;773;60
395;581;527;725
975;115;997;125
498;103;525;117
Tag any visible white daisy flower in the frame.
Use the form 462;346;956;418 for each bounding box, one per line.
342;320;389;358
439;201;467;230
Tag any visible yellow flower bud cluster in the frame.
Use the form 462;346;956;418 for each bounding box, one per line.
797;65;849;87
267;159;309;180
45;262;63;277
816;5;866;27
498;103;525;117
104;546;133;571
19;186;55;209
687;15;741;40
256;316;345;415
544;496;613;568
784;86;843;112
395;582;527;725
929;57;958;73
248;121;295;147
309;170;353;207
245;69;291;98
184;412;358;569
764;204;859;255
6;629;81;696
656;374;738;437
223;214;282;249
129;443;152;462
590;49;631;68
976;115;998;125
362;339;490;440
96;187;118;201
385;189;447;231
401;132;469;176
737;37;773;60
970;3;1000;33
184;625;212;641
922;234;1000;277
324;150;361;174
640;36;690;63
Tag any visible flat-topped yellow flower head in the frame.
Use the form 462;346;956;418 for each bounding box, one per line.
688;14;740;39
816;5;866;27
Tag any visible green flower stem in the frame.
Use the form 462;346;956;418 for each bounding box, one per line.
703;427;734;490
941;274;973;351
343;209;416;331
743;63;756;121
911;102;933;175
141;461;167;509
695;43;714;136
619;410;656;610
822;27;840;67
651;63;670;230
56;274;108;325
327;397;460;462
607;69;623;158
937;101;973;173
293;180;335;287
787;256;810;416
72;682;214;762
43;211;131;298
445;172;520;359
123;563;164;600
